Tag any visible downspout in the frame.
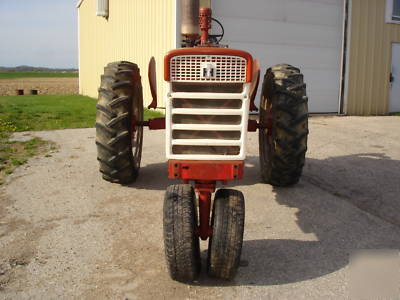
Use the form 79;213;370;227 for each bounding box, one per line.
77;2;82;94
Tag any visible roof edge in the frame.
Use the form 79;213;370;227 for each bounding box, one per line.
77;0;84;8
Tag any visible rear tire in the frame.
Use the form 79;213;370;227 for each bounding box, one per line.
207;189;245;280
163;184;201;282
95;61;143;184
259;64;308;187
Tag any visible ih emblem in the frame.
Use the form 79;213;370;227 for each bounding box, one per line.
201;62;217;79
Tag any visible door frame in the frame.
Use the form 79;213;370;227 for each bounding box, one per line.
340;0;352;115
389;42;400;113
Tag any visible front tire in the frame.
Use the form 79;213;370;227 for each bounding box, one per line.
207;189;245;280
163;184;201;282
259;64;308;187
95;61;143;184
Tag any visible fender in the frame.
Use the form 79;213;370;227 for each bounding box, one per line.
147;56;158;109
249;59;260;112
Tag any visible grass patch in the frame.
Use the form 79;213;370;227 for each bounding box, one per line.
0;95;96;131
0;94;164;184
0;72;78;80
0;131;55;185
0;119;56;185
0;94;163;131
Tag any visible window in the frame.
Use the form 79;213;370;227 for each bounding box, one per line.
394;0;400;20
387;0;400;23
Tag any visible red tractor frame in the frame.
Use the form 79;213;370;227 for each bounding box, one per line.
95;2;308;282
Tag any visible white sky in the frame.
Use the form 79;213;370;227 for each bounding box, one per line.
0;0;78;68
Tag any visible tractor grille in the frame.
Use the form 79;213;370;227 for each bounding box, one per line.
170;55;247;83
166;82;251;161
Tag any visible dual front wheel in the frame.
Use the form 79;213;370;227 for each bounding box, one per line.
163;185;245;282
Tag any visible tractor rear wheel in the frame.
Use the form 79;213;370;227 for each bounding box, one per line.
163;184;201;282
207;189;245;280
259;64;308;187
96;61;143;184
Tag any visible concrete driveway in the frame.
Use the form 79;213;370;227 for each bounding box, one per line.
1;116;400;299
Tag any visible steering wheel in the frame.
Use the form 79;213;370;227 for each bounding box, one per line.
209;18;225;43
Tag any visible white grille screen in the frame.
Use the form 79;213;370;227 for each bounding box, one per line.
170;55;247;82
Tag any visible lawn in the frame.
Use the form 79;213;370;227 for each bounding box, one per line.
0;94;163;131
0;129;55;185
0;72;78;79
0;94;163;184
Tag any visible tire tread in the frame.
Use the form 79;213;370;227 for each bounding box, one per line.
208;189;245;280
163;184;201;282
259;64;309;187
95;61;143;184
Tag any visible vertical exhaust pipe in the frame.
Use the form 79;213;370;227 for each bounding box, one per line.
180;0;200;46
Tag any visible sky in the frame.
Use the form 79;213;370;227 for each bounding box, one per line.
0;0;78;68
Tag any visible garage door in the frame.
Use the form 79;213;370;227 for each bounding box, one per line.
212;0;344;113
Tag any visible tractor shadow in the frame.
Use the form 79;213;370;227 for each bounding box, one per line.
125;161;176;190
191;153;400;286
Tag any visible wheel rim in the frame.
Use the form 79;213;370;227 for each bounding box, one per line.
259;95;274;179
131;87;143;170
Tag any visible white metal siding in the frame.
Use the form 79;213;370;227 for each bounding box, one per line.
212;0;345;113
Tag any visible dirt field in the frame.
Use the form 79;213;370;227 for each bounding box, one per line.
0;78;78;96
1;116;400;299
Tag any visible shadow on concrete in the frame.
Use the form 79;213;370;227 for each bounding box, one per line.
195;238;348;287
126;161;175;190
126;152;400;286
132;152;400;224
191;153;400;286
301;152;400;226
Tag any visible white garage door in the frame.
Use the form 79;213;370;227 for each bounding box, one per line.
212;0;344;113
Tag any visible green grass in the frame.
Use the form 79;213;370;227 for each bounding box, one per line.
0;94;164;184
0;72;78;79
0;132;55;185
0;94;97;131
0;94;163;131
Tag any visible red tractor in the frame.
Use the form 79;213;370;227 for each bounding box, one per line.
95;0;308;282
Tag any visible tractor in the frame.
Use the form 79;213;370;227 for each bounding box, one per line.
95;0;308;282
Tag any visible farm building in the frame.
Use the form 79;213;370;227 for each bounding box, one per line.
77;0;400;115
